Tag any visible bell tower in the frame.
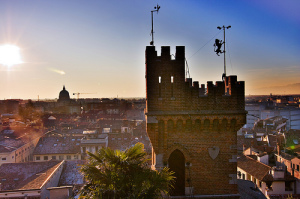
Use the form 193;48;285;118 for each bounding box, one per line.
145;46;246;197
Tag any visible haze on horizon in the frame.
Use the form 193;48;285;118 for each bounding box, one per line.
0;0;299;100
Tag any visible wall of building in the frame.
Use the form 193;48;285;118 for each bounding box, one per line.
0;190;41;198
267;181;294;195
40;161;65;199
0;136;40;166
34;154;81;161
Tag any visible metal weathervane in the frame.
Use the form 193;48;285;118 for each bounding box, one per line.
150;4;161;46
214;25;231;80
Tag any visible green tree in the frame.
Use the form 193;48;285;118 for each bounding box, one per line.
79;143;174;199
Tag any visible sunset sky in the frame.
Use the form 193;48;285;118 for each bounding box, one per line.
0;0;299;99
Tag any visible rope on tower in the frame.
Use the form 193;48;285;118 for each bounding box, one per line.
185;58;190;78
188;30;222;59
172;54;191;79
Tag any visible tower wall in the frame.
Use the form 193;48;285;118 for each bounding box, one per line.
145;46;246;197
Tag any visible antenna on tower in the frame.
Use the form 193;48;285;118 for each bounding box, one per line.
214;25;231;80
150;4;161;46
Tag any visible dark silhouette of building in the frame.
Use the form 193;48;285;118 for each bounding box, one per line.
145;46;246;197
58;86;71;103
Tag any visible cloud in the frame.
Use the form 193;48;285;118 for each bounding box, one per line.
48;68;66;75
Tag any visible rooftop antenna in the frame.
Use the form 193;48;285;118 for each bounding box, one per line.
214;25;231;80
150;4;161;46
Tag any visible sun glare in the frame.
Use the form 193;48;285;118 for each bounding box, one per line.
0;44;23;67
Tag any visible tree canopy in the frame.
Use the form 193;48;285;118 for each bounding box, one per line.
79;143;174;199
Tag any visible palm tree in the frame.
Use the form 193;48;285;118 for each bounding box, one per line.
79;143;174;199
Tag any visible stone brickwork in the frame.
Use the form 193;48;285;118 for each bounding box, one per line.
145;46;246;197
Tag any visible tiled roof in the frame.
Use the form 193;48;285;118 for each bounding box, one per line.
237;135;257;151
58;160;86;186
33;136;81;155
0;128;43;153
238;155;272;181
0;160;62;191
279;152;294;161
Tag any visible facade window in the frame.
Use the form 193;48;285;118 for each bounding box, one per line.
52;156;56;160
230;119;237;132
74;155;78;160
59;155;64;160
297;165;299;171
158;120;165;148
67;155;71;160
176;120;183;132
2;157;6;161
195;119;201;132
213;119;219;131
44;156;48;160
285;181;293;191
204;119;210;130
167;120;174;133
186;119;192;132
36;156;40;161
221;119;228;131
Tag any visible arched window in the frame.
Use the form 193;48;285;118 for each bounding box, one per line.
186;119;192;132
230;119;237;132
194;119;201;133
167;119;174;133
221;118;228;131
177;119;183;132
158;120;165;148
204;119;210;130
212;119;219;131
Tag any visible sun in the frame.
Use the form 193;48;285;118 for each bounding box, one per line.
0;44;23;67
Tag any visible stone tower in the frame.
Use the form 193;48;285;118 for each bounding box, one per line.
145;46;246;197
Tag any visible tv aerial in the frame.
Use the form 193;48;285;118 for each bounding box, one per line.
150;4;161;46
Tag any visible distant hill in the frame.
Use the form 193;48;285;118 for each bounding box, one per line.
247;83;300;95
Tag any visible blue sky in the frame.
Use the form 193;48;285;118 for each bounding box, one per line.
0;0;299;99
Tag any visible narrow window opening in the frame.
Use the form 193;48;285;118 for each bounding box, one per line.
159;76;162;98
171;76;174;97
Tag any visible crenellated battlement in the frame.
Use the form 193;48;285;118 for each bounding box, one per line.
145;46;245;113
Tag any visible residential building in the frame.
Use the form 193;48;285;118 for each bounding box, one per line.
80;130;108;159
33;136;82;161
0;160;64;199
0;128;43;165
238;155;297;198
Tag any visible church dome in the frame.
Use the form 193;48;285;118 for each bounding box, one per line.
58;86;70;102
